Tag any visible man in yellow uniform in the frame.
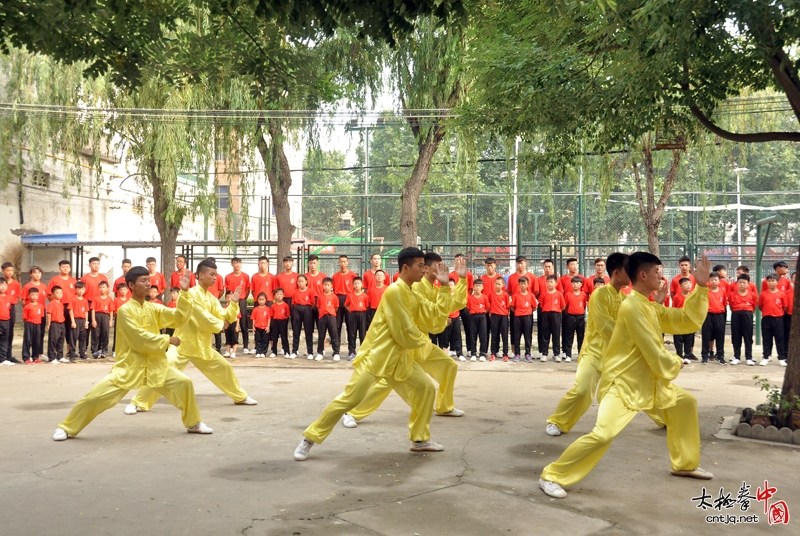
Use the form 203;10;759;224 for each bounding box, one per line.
53;268;211;440
295;248;445;461
539;253;713;499
127;259;256;414
342;252;468;427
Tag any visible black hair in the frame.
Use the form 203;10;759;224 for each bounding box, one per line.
606;252;627;276
773;261;789;269
58;260;71;267
594;257;605;265
371;252;381;259
307;254;319;262
678;255;691;264
196;259;217;274
626;252;662;283
170;287;180;292
353;276;362;283
88;257;100;264
146;257;157;263
454;253;465;259
593;277;605;285
712;264;726;272
75;281;86;289
1;262;13;271
566;257;578;265
515;255;526;263
27;287;39;293
297;274;307;281
176;254;187;261
339;254;348;260
98;280;108;287
29;265;42;274
709;272;720;279
258;256;269;262
322;277;333;284
424;252;442;266
737;274;750;282
542;258;554;265
51;285;62;292
546;274;557;282
737;265;750;273
765;273;778;281
117;283;128;291
274;287;285;294
484;257;496;264
473;278;483;285
678;277;691;285
398;247;425;271
122;259;132;265
282;255;293;262
375;269;385;275
126;266;150;286
231;257;242;263
518;276;528;284
571;276;583;283
257;292;267;300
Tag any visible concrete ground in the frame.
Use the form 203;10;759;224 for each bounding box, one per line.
2;338;798;536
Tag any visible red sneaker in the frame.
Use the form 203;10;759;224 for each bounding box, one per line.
502;355;509;362
25;359;34;364
34;358;42;363
489;354;496;361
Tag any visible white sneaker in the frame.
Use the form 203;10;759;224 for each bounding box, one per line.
458;356;466;362
564;356;572;362
59;357;70;363
410;440;444;452
540;354;548;362
124;403;141;415
269;352;276;358
222;350;230;357
729;359;740;365
308;354;315;360
229;352;236;359
235;396;258;406
290;353;297;359
470;356;477;362
746;359;755;366
479;355;486;362
315;354;324;361
333;354;341;361
0;360;13;366
52;428;68;441
187;422;213;434
546;423;562;436
780;360;787;367
50;359;60;365
241;348;249;355
539;478;567;498
683;358;690;365
436;408;465;417
342;414;358;428
448;350;456;357
507;353;515;360
554;354;562;363
759;359;770;366
294;438;314;461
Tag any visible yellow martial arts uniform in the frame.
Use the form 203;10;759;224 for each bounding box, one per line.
58;291;201;436
348;277;467;419
303;279;438;444
541;286;708;487
131;285;248;410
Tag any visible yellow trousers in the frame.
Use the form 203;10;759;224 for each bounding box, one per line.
303;361;435;444
541;385;699;487
131;350;248;410
58;369;202;436
348;344;457;420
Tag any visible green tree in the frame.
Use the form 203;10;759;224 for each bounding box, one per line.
302;149;358;238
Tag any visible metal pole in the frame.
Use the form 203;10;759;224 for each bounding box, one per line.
578;148;584;274
736;171;743;266
365;129;370;243
754;214;778;344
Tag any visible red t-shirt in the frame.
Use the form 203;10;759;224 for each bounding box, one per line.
0;296;10;320
507;271;538;297
80;273;108;302
69;297;90;319
537;276;555;298
583;275;610;295
649;293;671;307
761;276;791;294
3;278;20;305
271;301;291;321
510;292;536;316
170;270;197;289
113;276;127;296
481;272;503;291
251;272;275;302
728;290;757;312
22;302;43;324
225;272;250;298
564;290;587;315
362;269;380;291
345;291;369;312
114;295;130;312
318;293;338;318
729;281;758;299
212;274;224;298
251;305;272;329
670;274;696;296
449;271;475;292
21;281;46;312
275;272;298;299
758;290;788;317
368;285;387;310
304;271;327;299
620;286;632;296
148;272;167;295
489;291;510;316
292;288;315;307
467;293;490;314
539;290;565;313
672;292;688;308
167;301;177;309
149;298;164;305
332;271;357;296
558;274;584;295
47;300;65;323
392;272;400;283
707;288;727;314
786;287;794;316
92;295;115;314
47;275;77;303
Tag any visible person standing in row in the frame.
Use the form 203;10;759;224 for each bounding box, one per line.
758;274;788;367
333;255;357;355
562;276;587;361
488;277;509;361
2;263;21;362
275;256;298;308
113;259;132;297
251;256;275;305
728;274;757;365
251;293;271;358
539;275;565;362
21;266;46;358
304;254;326;301
290;275;315;358
583;258;609;295
269;289;291;358
701;272;727;365
80;257;107;352
170;254;196;290
21;288;44;363
315;278;340;361
91;281;114;358
345;277;369;361
225;257;251;354
0;279;14;365
46;286;67;363
467;279;490;361
509;277;535;362
361;253;383;291
48;260;77;357
366;269;387;327
68;283;90;362
145;257;167;300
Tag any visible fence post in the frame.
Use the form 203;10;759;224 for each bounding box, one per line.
754;215;779;344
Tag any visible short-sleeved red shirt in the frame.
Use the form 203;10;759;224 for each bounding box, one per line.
275;272;298;299
332;271;357;296
670;273;696;297
539;290;565;313
510;292;536;316
507;271;538;297
564;290;587;315
467;293;490;315
251;305;272;329
558;274;584;295
225;272;250;298
304;271;327;299
368;285;387;310
92;295;114;314
80;273;108;302
46;300;65;323
47;275;77;303
345;291;369;312
69;297;90;319
23;302;44;324
583;275;610;295
147;271;167;295
251;272;275;302
707;288;727;314
758;290;787;317
489;291;510;316
271;301;291;320
3;278;21;305
318;293;338;318
292;288;315;307
728;290;757;312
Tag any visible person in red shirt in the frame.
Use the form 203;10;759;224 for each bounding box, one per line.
508;256;537;354
225;257;252;354
510;277;536;361
113;259;132;298
734;265;758;297
557;258;584;295
275;255;298;308
537;259;556;354
449;253;475;358
48;260;78;355
583;258;610;295
2;262;21;361
488;277;510;361
672;277;697;364
251;292;272;357
669;256;696;298
145;256;167;298
782;272;795;363
392;271;400;284
481;257;503;294
0;279;15;365
591;277;606;293
539;275;566;362
68;282;90;361
22;287;44;363
80;257;108;306
711;264;730;296
367;269;387;327
728;273;757;365
112;283;130;355
761;261;791;293
332;254;357;352
270;288;291;357
21;266;47;351
758;274;788;366
467;279;490;361
441;279;465;360
700;272;728;365
46;286;67;363
344;277;369;360
315;278;340;361
222;290;241;358
170;254;197;290
147;286;164;305
361;252;383;291
562;276;587;360
304;254;327;302
91;281;114;358
291;274;315;358
165;287;179;336
251;256;275;305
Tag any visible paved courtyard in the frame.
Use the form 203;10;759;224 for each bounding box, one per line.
1;351;797;535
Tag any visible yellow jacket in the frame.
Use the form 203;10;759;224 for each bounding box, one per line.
109;290;193;389
353;278;431;381
578;284;625;371
173;285;239;360
599;286;708;411
413;277;467;334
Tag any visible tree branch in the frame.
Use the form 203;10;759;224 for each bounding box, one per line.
688;104;800;143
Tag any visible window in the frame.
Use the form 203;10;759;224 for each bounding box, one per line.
216;185;229;210
31;170;50;188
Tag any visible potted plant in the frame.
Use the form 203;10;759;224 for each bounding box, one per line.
753;376;798;428
791;396;800;430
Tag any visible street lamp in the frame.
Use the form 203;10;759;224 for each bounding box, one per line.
346;118;386;243
441;210;456;253
733;167;749;266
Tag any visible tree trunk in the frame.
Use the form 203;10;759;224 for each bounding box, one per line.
632;142;682;258
400;136;442;248
149;157;182;274
256;122;295;259
780;244;800;413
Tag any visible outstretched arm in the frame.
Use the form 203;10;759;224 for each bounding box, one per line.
117;307;170;354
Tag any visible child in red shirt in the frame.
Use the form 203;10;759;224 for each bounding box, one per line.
488;277;510;361
165;287;179;336
270;289;291;357
251;292;272;357
21;266;46;358
366;269;387;327
290;274;315;359
91;281;114;358
441;279;465;360
672;277;697;364
147;286;164;305
223;290;241;358
46;286;67;363
701;272;728;365
728;274;757;365
467;279;490;361
0;279;14;365
68;282;90;361
22;287;44;363
562;276;587;361
344;277;369;360
510;277;537;362
315;278;340;361
2;262;21;362
538;275;565;362
112;283;130;355
758;274;788;366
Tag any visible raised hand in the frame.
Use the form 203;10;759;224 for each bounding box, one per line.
179;270;191;291
433;261;450;286
693;254;711;287
230;284;243;303
454;255;467;279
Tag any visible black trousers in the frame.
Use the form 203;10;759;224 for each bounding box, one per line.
782;314;791;361
512;314;533;355
470;313;488;354
441;317;462;356
701;312;726;360
70;317;88;359
761;315;785;360
255;328;270;354
0;319;8;361
335;294;349;345
489;314;509;356
367;308;377;328
347;311;368;355
430;331;443;346
562;313;586;356
7;305;15;358
459;308;474;354
225;322;238;346
673;333;696;359
239;299;250;349
730;310;753;360
291;304;314;354
317;314;340;355
92;312;110;354
270;319;290;354
536;305;544;354
48;321;65;360
214;331;222;352
23;322;43;360
539;311;561;355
